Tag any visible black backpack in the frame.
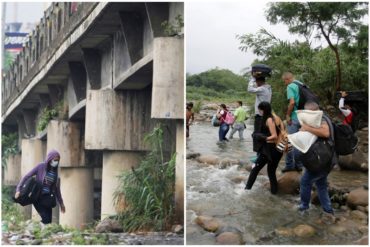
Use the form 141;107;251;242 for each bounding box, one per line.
293;81;320;110
13;177;42;206
333;123;358;155
251;64;272;78
301;115;336;173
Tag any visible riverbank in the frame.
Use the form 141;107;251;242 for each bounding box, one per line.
186;112;368;244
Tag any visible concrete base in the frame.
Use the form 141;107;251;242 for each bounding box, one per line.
4;153;21;186
59;167;94;229
175;121;184;224
20;139;46;219
151;37;184;119
101;151;142;219
47;120;84;167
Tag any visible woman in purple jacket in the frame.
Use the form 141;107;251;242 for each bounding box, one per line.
15;149;65;224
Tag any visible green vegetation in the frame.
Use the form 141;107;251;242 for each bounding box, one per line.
37;101;64;132
1;132;19;169
187;68;255;107
266;2;368;90
161;15;184;36
2;186;24;230
114;125;176;232
235;3;368;117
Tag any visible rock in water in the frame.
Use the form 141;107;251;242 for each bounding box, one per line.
354;236;368;245
277;171;302;194
347;187;368;209
95;218;123;233
186;153;201;159
350;210;368;221
230;176;247;184
216;232;244;245
194;216;220;232
275;227;294;237
171;224;183;234
293;225;316;238
196;155;220;165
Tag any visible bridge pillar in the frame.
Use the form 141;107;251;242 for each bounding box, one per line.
21;138;46;219
59;167;94;229
101;151;142;219
175;120;184;224
47;120;94;228
4;153;21;186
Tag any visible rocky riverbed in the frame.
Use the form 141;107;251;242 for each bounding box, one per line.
186;110;368;245
1;220;184;245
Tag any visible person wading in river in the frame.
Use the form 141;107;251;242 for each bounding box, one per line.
245;102;283;194
15;150;65;224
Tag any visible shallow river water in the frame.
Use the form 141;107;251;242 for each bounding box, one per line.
186;121;368;245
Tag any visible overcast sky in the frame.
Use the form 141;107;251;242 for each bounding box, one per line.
186;1;303;75
4;2;47;23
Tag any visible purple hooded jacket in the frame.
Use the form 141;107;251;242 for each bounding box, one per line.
16;149;64;206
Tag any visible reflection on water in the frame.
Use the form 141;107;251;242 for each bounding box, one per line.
186;122;368;245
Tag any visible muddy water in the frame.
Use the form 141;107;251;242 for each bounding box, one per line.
186;122;368;245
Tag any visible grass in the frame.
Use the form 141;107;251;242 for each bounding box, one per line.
114;125;176;232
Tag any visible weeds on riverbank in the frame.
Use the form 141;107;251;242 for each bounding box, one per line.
114;125;176;232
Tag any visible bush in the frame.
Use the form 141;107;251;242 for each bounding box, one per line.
114;125;176;232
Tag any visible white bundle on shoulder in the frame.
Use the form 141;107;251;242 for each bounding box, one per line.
287;110;323;153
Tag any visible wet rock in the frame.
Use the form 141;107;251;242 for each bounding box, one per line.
277;171;301;195
216;232;244;245
187;152;201;159
347;187;368;209
219;158;239;169
350;210;368;221
354;236;368;245
203;103;219;110
171;224;183;234
196;155;220;165
358;226;368;234
275;227;294;237
230;176;247;184
338;150;368;172
356;205;367;213
340;205;349;211
293;225;316;238
95;218;123;233
195;216;220;232
328;225;347;235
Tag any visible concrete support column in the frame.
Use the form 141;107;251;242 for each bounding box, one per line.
21;139;46;219
4;153;21;186
175;121;184;224
151;37;184;119
47;120;84;167
59;167;94;229
101;151;142;220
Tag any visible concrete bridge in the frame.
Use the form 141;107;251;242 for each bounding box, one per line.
2;2;184;229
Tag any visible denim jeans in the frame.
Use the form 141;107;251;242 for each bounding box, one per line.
229;122;245;139
300;169;333;214
219;123;230;141
285;119;303;169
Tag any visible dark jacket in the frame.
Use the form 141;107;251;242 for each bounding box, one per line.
16;150;64;206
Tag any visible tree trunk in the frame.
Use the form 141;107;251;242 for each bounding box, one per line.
333;46;342;91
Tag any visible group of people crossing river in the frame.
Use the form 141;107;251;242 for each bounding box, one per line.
186;67;359;221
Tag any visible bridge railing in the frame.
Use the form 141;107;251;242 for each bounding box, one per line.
2;2;98;115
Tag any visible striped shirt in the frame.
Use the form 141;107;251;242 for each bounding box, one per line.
42;169;57;194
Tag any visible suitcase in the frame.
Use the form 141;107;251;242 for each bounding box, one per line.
251;64;272;78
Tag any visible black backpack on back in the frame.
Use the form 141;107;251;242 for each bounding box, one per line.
13;176;42;206
333;123;358;155
301;115;336;173
293;81;320;110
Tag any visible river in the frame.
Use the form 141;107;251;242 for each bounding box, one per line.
186;121;368;245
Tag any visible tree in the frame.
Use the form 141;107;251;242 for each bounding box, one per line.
266;2;368;90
